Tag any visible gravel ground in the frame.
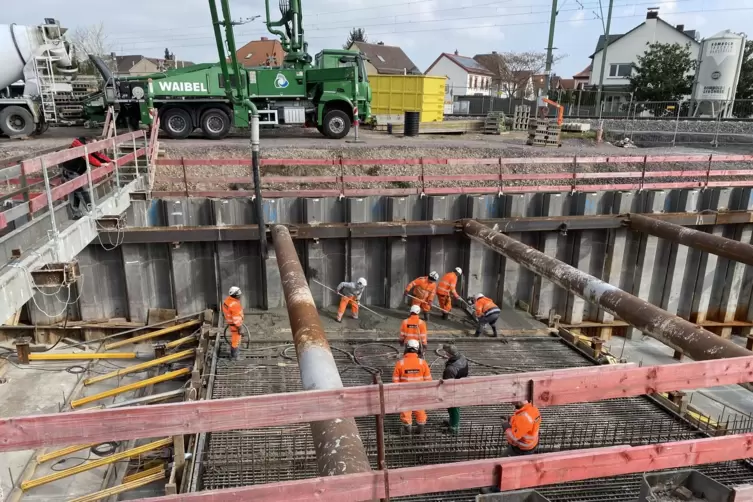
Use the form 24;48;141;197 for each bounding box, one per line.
2;126;750;194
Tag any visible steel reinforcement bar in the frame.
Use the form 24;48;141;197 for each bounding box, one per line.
129;433;753;502
4;357;753;452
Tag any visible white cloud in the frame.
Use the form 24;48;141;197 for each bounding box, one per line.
570;10;586;26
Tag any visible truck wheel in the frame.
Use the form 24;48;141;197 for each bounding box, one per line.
200;108;231;140
322;110;350;139
162;108;193;139
0;106;35;138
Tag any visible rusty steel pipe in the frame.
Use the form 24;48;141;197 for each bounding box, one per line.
270;225;371;476
628;213;753;267
463;219;752;361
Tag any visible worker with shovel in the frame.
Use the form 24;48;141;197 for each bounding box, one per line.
404;271;439;322
436;268;463;319
400;305;428;356
335;277;367;322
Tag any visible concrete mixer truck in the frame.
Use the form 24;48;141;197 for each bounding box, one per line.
0;19;77;137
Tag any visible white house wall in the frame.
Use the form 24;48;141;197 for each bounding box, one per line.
426;56;468;102
590;18;700;87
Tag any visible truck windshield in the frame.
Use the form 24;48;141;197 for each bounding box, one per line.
357;57;369;83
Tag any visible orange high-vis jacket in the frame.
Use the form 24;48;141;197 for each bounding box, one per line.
405;277;437;303
222;296;244;329
475;296;499;317
505;402;541;451
392;352;432;383
437;272;460;299
400;314;428;346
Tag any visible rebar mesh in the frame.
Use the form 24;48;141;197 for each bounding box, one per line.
198;337;753;500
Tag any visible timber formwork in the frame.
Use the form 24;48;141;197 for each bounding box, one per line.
195;337;753;500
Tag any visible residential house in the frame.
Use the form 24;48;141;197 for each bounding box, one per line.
473;53;535;99
232;37;286;67
589;8;700;90
550;75;577;91
347;41;421;75
426;51;494;104
573;65;591;90
115;55;193;77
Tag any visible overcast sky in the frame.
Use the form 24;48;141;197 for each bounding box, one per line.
4;0;751;77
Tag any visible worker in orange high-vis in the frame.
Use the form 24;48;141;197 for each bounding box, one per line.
393;339;433;435
502;401;541;455
436;268;462;319
404;271;439;322
335;277;367;322
222;286;244;360
400;305;428;355
472;293;501;338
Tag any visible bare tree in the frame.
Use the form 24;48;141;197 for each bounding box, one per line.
478;51;566;99
68;23;112;74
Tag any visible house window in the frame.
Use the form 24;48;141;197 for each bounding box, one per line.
473;76;477;88
609;64;632;78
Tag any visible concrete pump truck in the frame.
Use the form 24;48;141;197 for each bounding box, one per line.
89;0;371;139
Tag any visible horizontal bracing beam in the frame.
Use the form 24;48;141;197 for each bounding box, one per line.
96;210;753;243
131;433;753;502
628;212;753;267
3;356;753;452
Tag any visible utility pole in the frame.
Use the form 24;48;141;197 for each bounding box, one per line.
595;0;615;111
543;0;558;94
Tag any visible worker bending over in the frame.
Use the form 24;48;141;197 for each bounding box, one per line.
503;401;541;455
336;277;367;322
393;339;432;435
404;271;439;321
436;268;462;319
61;137;112;219
400;305;428;355
442;344;469;435
473;293;501;337
222;286;244;360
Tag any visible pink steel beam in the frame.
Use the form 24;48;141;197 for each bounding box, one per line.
4;357;753;452
130;433;753;502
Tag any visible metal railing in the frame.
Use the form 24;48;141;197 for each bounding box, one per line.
0;130;151;232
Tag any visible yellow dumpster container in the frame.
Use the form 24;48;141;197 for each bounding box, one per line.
370;75;446;123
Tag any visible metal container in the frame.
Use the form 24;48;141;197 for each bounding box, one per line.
404;110;420;136
476;489;552;502
639;469;734;502
370;75;445;122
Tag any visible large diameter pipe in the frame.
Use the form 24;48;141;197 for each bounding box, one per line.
628;213;753;267
270;225;371;476
463;219;752;361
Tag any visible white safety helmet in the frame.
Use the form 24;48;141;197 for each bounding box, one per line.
410;305;421;315
229;286;242;297
428;271;439;281
357;277;367;287
474;293;485;301
455;267;463;276
406;339;420;352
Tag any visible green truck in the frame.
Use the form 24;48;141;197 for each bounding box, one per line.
88;0;371;139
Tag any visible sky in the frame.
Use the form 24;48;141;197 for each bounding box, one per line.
3;0;752;78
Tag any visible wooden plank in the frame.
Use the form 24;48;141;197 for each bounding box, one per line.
5;357;753;452
127;434;753;502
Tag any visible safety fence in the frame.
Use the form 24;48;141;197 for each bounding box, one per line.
0;131;149;232
152;154;753;198
4;357;753;500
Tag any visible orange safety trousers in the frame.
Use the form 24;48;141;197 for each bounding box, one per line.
337;295;359;318
393;353;432;425
437;294;452;313
222;296;244;349
406;277;436;313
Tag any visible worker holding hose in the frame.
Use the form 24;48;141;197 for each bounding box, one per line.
436;268;463;319
400;305;428;356
404;271;439;322
393;339;432;435
222;286;244;360
335;277;367;322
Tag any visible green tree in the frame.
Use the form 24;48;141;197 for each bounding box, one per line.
343;28;367;49
736;39;753;100
629;42;696;102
